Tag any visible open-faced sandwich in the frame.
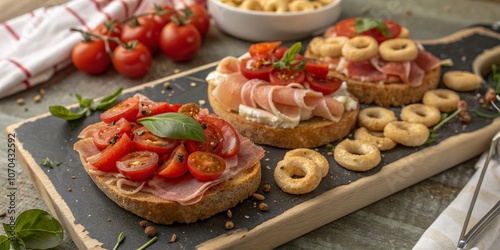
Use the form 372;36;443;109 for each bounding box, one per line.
73;94;265;225
305;18;442;107
206;42;359;149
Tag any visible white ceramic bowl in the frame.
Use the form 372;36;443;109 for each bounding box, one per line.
207;0;343;42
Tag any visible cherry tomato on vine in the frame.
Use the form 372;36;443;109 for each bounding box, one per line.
159;18;201;62
71;38;110;75
187;151;226;182
93;20;122;50
148;5;176;29
186;4;210;37
249;41;282;57
112;41;152;78
116;151;159;181
121;16;160;53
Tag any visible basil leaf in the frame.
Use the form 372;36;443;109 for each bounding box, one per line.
77;94;94;109
0;236;10;250
138;113;206;141
273;42;303;70
355;18;391;37
49;106;88;120
14;209;63;250
92;87;123;110
8;236;25;250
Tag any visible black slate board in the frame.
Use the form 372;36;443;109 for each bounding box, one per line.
9;27;500;249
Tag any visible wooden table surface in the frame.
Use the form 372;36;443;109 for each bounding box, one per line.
1;0;499;249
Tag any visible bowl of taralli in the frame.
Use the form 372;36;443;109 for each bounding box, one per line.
207;0;343;42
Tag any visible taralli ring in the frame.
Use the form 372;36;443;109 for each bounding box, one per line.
274;156;322;194
358;107;397;131
320;36;349;58
378;38;418;62
422;89;461;113
354;127;397;151
341;36;379;62
334;139;381;171
400;104;441;127
443;71;482;92
383;121;430;147
284;148;329;177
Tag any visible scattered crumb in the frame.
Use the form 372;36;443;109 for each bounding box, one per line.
39;88;46;96
168;234;177;243
163;82;171;89
0;212;6;217
198;99;206;106
190;82;197;87
174;69;181;74
107;218;112;222
71;176;76;179
16;98;25;105
67;187;72;192
33;94;42;103
225;221;234;230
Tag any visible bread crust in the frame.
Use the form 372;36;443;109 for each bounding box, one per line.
78;151;261;225
305;46;441;107
207;85;359;149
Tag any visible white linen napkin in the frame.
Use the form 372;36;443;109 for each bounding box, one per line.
413;144;500;249
0;0;206;100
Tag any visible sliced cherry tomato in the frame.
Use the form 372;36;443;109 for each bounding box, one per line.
186;119;224;155
159;18;201;62
270;68;306;86
249;41;282;57
92;20;122;50
200;116;240;158
328;18;401;44
240;54;274;81
177;103;200;119
187;151;226;182
305;61;329;78
71;38;110;75
90;133;135;172
307;74;343;95
133;126;179;155
116;151;159;181
148;5;176;30
92;118;132;149
187;4;210;37
137;101;174;118
168;103;183;112
112;42;152;78
157;144;189;178
121;16;160;53
100;96;141;123
272;46;288;60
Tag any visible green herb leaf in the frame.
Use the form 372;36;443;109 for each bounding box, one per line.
92;88;123;110
12;209;63;250
355;18;391;37
272;42;305;71
138;113;206;141
77;94;94;109
49;106;88;121
0;235;10;250
40;157;62;168
112;231;125;250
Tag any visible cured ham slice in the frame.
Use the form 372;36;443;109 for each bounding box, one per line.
414;49;441;72
212;72;248;111
215;56;240;74
346;61;387;83
407;61;425;87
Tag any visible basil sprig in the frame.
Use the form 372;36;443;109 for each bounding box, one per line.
355;18;392;37
138;113;206;142
272;42;305;71
49;88;123;120
1;209;63;250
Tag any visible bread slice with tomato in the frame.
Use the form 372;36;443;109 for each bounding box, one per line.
74;95;265;224
205;42;359;149
304;17;442;107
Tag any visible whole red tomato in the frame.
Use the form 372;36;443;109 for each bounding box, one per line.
149;5;176;30
186;4;210;37
121;16;160;53
93;20;122;50
112;41;152;78
159;20;201;62
71;38;110;75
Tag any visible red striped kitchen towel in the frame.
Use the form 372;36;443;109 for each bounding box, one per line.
0;0;206;99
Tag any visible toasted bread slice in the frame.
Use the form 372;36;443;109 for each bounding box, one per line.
207;84;359;149
77;148;261;225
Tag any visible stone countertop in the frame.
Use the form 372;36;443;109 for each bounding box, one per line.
0;0;499;249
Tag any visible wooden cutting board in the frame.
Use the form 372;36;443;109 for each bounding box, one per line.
7;26;500;250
